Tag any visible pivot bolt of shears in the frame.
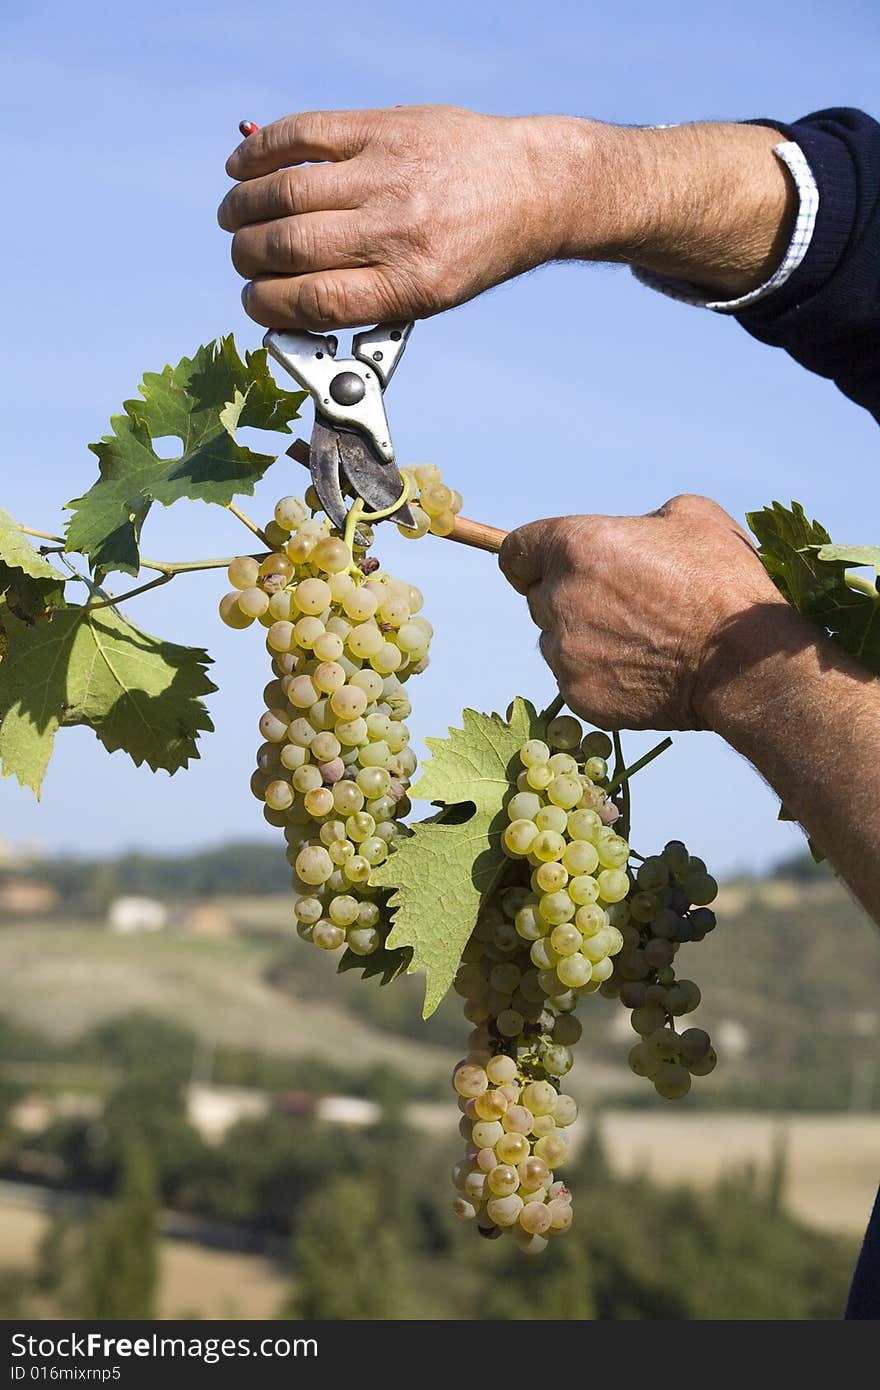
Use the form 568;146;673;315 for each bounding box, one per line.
329;371;367;406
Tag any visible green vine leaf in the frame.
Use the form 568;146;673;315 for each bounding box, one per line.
372;697;542;1017
747;501;880;675
0;509;66;623
65;336;307;577
815;543;880;573
0;604;216;797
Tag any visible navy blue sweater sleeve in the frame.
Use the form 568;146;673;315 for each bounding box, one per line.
737;108;880;424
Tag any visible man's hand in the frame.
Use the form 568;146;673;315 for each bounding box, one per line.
498;494;790;731
219;106;795;330
218;106;596;330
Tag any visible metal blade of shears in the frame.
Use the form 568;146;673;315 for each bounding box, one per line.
335;427;415;529
307;418;349;531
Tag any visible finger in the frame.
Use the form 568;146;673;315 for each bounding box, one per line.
242;268;399;331
226;109;382;179
232;213;373;279
218;163;368;232
499;518;568;594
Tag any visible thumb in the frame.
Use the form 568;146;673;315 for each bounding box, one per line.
498;517;567;595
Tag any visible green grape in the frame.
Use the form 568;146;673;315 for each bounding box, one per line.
653;1062;692;1099
628;1042;659;1078
341;922;378;956
312;920;346;951
452;1196;479;1221
328;895;359;927
504;819;539;856
542;1045;573;1077
496;1009;525;1038
515;904;547;942
563;812;598;847
597;868;629;903
547;775;583;810
648;1027;682;1061
487;1164;519;1197
678;1028;712;1066
294;896;323;926
475;1090;509;1122
552;1015;582;1046
534;1133;567;1166
534;804;568;834
295;846;333;886
518;1156;551;1190
637;855;670;891
546;715;583;750
631;1002;667;1037
453;1064;489;1098
568;874;600;905
540;890;576;925
526;764;554;791
521;1081;557;1117
556;955;592;988
550;923;582;957
486;1194;524;1228
502;1106;534;1135
687;1047;717;1076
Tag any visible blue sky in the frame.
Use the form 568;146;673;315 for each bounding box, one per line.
0;0;877;873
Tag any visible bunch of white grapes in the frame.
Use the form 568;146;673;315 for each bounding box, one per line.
219;493;433;959
397;463;464;539
449;715;627;1251
450;712;724;1249
452;1055;576;1255
599;840;719;1098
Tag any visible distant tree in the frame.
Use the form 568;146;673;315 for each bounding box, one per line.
85;1145;159;1318
287;1174;409;1319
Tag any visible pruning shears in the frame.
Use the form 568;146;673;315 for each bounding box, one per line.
264;322;416;532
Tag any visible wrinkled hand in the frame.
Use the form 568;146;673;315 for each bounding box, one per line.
499;495;790;731
218;105;580;330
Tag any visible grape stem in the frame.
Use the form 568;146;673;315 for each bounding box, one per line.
606;737;673;795
611;730;631;839
226;502;270;546
540;693;565;724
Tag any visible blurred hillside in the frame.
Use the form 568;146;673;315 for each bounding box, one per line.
0;842;876;1319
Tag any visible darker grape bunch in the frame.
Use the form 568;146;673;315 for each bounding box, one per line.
599;840;719;1098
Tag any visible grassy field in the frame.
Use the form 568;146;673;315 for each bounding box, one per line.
0;917;454;1082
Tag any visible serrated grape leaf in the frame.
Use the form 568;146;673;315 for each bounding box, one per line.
747;500;880;676
372;697;542;1017
66;336;307;577
0;509;66;623
815;543;880;573
0;604;216;797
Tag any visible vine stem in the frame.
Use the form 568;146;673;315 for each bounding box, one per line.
606;737;673;794
15;519;263;579
845;572;880;600
82;573;174;612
